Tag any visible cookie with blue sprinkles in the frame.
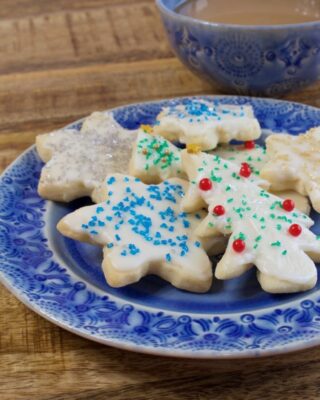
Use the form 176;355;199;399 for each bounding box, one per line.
57;174;221;292
153;99;261;151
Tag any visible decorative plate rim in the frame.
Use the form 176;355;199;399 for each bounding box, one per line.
1;95;320;359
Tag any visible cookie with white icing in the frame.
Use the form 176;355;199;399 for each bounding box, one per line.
153;99;261;151
181;150;320;293
260;127;320;213
213;143;310;214
57;174;221;293
36;112;137;203
129;130;185;183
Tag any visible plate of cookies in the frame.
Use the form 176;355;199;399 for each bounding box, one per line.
1;96;320;358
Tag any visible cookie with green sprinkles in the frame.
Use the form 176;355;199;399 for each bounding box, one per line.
57;174;224;293
182;150;320;294
129;130;185;183
212;143;311;214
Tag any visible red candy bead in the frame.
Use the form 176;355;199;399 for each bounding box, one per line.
199;178;212;191
282;199;295;212
288;224;302;237
244;140;255;150
239;162;251;178
213;205;225;216
232;239;246;253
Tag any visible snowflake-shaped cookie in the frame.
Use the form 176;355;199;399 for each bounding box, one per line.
153;99;261;150
181;150;320;293
129;130;186;183
57;174;219;293
36;112;137;202
260;127;320;212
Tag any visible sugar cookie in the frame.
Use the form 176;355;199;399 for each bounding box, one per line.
213;143;310;214
153;99;261;150
36;112;137;202
181;150;320;293
129;130;185;183
260;127;320;212
57;174;219;293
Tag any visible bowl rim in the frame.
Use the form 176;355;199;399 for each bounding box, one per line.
155;0;320;31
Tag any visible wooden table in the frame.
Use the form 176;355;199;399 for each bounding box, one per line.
1;1;320;399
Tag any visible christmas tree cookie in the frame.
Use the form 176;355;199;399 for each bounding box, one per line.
181;150;320;293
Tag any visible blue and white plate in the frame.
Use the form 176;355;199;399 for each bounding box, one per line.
1;96;320;359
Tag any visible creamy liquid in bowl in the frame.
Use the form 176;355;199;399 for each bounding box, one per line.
176;0;320;25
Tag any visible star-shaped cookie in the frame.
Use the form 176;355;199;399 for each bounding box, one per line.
153;99;261;150
181;150;320;293
57;174;220;293
36;112;137;202
260;127;320;212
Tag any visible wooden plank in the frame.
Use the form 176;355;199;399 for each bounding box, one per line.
0;58;214;135
0;2;171;74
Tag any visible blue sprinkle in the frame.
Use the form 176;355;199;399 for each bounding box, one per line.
107;177;116;185
168;226;174;232
107;243;114;249
121;250;127;256
183;220;190;228
115;234;121;241
106;216;113;221
88;221;96;227
194;241;201;248
82;224;88;229
126;187;131;193
96;206;104;214
166;253;172;262
108;191;113;196
135;178;140;182
90;230;98;235
155;232;161;238
98;220;105;227
124;177;130;182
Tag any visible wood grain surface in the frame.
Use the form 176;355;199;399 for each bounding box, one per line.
1;1;320;399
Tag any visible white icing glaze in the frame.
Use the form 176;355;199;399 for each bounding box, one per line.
212;144;268;176
153;99;261;150
37;112;137;202
261;127;320;212
181;151;319;288
58;175;215;292
129;130;185;183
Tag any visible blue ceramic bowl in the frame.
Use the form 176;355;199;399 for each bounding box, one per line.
156;0;320;96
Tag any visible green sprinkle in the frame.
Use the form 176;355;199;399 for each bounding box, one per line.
271;241;281;247
276;224;282;231
261;225;266;230
255;235;262;242
253;243;258;250
208;222;215;228
225;185;232;192
282;250;287;256
227;198;234;203
269;213;276;219
223;164;229;169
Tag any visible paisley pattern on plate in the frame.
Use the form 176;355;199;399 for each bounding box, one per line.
1;96;320;358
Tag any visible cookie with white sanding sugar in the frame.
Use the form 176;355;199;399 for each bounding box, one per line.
36;112;137;203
